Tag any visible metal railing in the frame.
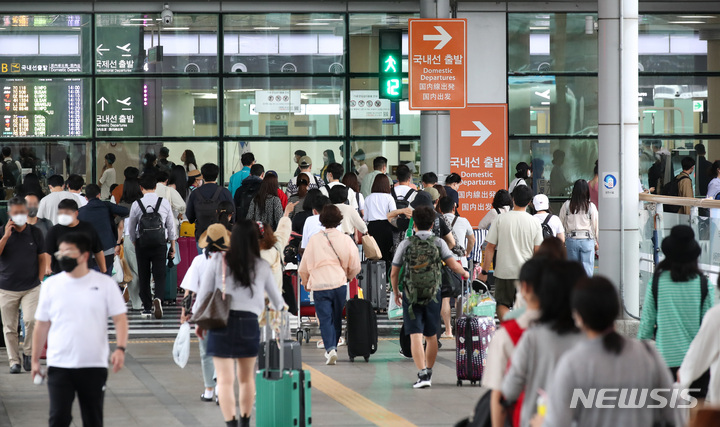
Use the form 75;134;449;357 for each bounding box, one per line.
637;193;720;315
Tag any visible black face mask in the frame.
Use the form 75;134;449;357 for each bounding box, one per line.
58;256;78;273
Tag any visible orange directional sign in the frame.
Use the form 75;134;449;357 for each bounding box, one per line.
450;104;508;226
409;19;467;110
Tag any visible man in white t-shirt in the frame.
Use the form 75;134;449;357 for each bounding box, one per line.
392;164;418;203
300;196;332;251
32;232;128;427
37;175;77;225
531;194;565;242
67;174;88;208
480;185;543;321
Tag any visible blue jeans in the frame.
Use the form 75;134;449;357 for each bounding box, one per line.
314;285;347;353
566;238;595;276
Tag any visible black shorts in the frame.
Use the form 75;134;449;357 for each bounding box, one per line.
402;289;442;337
206;310;260;358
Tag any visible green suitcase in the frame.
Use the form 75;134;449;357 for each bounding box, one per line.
255;369;312;426
165;265;178;303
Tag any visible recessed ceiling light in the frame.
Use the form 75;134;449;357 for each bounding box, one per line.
162;27;190;30
677;16;715;19
529;26;549;30
668;21;705;24
314;18;343;22
254;27;280;30
297;23;328;26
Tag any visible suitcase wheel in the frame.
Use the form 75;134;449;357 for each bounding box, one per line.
296;330;304;344
364;356;369;362
349;357;355;362
304;329;311;343
457;380;462;387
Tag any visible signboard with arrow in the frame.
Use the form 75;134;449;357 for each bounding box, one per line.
95;78;144;135
409;19;466;110
450;104;508;225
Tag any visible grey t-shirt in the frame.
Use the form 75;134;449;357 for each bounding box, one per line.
544;338;679;427
392;230;454;267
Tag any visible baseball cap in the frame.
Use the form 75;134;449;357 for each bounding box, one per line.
533;194;549;211
299;156;312;168
423;187;440;202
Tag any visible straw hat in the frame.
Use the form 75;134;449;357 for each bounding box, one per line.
198;223;231;251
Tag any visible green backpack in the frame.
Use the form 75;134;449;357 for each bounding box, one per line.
403;235;443;319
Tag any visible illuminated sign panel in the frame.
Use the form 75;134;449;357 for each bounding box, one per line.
379;30;403;101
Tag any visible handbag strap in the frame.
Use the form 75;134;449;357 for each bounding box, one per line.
323;231;342;263
221;253;227;300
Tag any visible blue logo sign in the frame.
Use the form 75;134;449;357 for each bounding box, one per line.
604;174;617;190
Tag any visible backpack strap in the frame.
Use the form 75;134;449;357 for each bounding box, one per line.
391;187;398;200
154;197;163;213
542;214;552;226
313;175;320;187
652;269;661;313
194;189;207;202
700;275;709;319
210;186;223;202
495;207;500;214
451;214;459;227
137;200;148;215
405;188;415;201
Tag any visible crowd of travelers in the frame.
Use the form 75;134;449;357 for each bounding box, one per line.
0;145;718;427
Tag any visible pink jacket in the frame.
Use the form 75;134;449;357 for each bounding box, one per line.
298;228;361;291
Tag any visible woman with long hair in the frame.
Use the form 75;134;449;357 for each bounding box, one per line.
246;173;283;230
119;177;144;310
638;225;714;399
179;224;232;404
559;179;598;276
342;172;365;217
169;165;189;201
195;220;285;427
364;174;397;266
288;173;310;217
320;149;336;183
16;172;45;199
501;260;586;427
541;277;678;427
299;205;361;365
182;149;198;172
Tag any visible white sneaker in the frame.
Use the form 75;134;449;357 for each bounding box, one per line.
325;349;338;365
338;337;346;347
317;340;324;349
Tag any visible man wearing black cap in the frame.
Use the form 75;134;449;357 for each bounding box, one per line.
293;150;307;177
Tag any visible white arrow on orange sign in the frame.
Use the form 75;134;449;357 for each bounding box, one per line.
423;26;452;50
461;121;492;146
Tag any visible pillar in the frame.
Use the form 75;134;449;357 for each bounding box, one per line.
598;0;640;317
420;0;451;179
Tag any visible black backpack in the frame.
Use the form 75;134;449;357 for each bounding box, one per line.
541;214;554;240
661;175;690;213
392;187;415;232
235;180;261;220
194;187;223;238
2;159;20;187
136;198;166;248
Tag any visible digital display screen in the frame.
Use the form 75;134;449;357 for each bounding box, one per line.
2;78;86;137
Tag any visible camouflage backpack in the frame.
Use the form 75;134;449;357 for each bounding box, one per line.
403;235;443;319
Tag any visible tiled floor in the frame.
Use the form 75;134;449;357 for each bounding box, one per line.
0;336;485;427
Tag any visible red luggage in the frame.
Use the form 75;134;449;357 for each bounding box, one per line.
177;236;197;284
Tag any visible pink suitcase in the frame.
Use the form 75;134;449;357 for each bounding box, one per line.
177;236;198;284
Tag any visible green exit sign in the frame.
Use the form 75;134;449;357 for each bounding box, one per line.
379;30;403;100
693;100;704;113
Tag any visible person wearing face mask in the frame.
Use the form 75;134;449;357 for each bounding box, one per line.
0;197;47;374
32;232;128;427
25;193;53;239
44;199;106;276
37;175;77;225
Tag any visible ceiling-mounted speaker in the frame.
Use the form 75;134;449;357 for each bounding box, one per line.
329;63;344;74
184;63;200;73
281;63;297;73
231;63;247;73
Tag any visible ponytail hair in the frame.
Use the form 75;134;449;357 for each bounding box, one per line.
572;276;625;355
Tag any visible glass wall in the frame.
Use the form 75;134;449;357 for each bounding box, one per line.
507;13;599;198
0;12;420;199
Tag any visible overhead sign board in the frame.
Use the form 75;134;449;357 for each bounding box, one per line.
95;79;144;136
350;90;391;119
450;104;508;226
255;90;301;114
409;18;466;110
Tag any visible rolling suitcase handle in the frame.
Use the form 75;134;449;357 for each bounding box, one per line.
263;309;286;381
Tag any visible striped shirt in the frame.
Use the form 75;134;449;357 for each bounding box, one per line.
638;271;714;367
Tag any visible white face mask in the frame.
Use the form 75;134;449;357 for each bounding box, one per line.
57;214;74;226
11;214;27;227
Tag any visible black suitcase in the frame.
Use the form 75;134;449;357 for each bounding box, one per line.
399;324;412;358
345;296;378;362
358;260;388;311
258;340;302;372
